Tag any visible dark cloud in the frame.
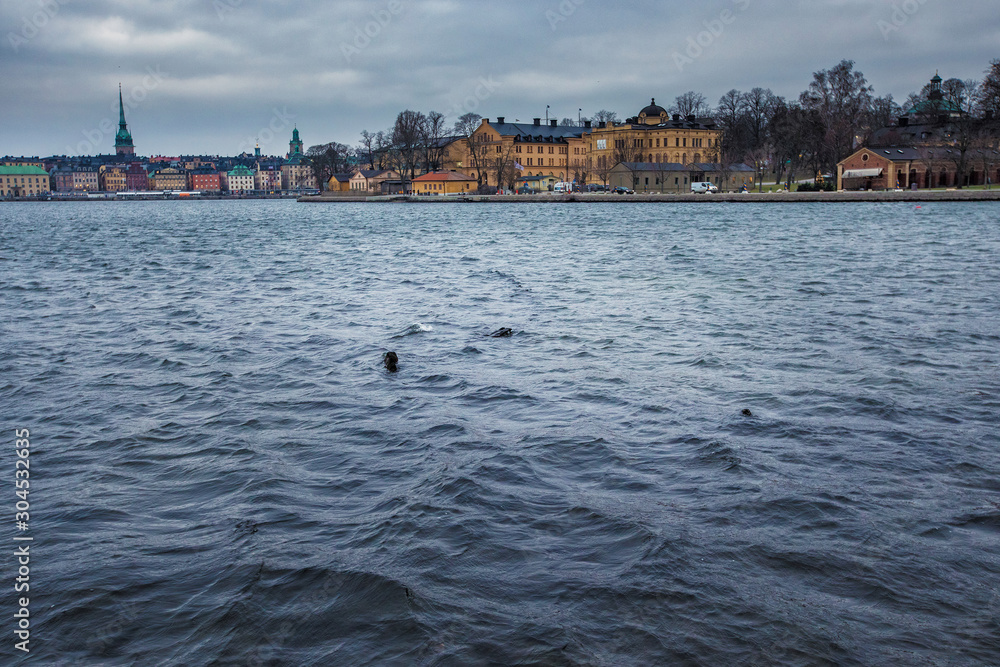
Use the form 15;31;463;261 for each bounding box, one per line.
2;0;997;157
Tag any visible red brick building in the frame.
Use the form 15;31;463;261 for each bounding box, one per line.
188;169;221;192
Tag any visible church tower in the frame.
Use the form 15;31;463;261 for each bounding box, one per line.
115;84;135;156
288;126;304;157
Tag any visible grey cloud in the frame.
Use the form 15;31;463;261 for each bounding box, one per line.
1;0;997;157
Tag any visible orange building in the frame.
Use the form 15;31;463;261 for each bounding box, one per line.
412;171;477;195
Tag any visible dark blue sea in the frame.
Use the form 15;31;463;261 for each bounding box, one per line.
2;200;999;666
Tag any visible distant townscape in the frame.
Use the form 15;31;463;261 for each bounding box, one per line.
3;59;999;199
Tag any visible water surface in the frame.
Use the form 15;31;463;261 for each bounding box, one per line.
2;200;999;665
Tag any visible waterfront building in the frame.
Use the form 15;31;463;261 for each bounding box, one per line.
99;164;128;192
326;173;352;192
834;146;1000;190
445;117;587;186
280;128;317;190
349;169;398;193
150;167;187;190
254;166;282;193
0;165;51;197
412;171;478;195
114;85;136;157
226;164;255;193
586;100;721;183
609;161;755;193
188;168;221;192
52;165;99;192
125;163;150;191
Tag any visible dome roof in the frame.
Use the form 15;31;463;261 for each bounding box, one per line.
639;98;667;117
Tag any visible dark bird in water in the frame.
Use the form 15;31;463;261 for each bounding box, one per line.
383;351;399;372
741;409;753;417
489;327;514;338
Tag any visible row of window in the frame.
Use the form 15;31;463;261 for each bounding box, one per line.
522;158;561;167
513;145;567;155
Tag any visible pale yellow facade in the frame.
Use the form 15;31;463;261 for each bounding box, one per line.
586;101;722;182
99;165;128;192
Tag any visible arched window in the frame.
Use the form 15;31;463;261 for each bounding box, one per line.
682;153;687;164
694;153;701;163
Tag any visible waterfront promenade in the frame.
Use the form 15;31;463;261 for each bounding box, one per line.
299;189;1000;203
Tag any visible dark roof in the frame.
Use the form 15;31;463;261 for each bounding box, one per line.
354;169;389;178
615;162;754;172
427;135;465;148
691;162;756;172
329;173;353;182
617;162;688;171
639;98;668;117
413;171;476;182
488;122;586;141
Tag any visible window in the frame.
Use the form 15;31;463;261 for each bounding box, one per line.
596;139;607;150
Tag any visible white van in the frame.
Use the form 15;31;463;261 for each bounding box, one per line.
553;182;573;193
691;182;719;194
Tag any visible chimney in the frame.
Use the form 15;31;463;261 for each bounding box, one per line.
482;118;489;124
584;120;592;128
672;114;681;122
534;118;541;126
496;117;505;124
898;116;909;127
599;121;607;129
686;114;696;122
550;119;558;128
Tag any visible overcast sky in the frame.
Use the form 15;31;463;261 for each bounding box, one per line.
2;0;998;158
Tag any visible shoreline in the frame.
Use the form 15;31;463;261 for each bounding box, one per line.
298;190;1000;203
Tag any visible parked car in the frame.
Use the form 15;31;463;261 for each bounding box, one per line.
691;182;719;194
614;186;634;195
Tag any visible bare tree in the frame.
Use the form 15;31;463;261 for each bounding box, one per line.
358;130;377;170
454;112;489;187
862;94;902;145
612;128;643;166
944;80;982;187
307;142;351;189
592;109;620;125
591;154;613;187
422;111;448;172
670;91;710;118
971;130;998;188
391;110;427;187
489;141;520;192
799;59;875;173
979;59;1000;120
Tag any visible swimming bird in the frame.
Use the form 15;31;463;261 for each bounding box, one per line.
383;351;399;372
489;327;514;338
741;409;753;417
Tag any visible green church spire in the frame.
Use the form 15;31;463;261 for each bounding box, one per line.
115;83;135;156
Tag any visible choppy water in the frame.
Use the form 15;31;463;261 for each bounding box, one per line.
2;200;1000;666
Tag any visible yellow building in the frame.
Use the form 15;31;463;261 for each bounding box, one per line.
444;117;588;187
326;173;352;192
150;167;187;191
0;165;51;197
99;165;128;192
586;99;722;184
349;169;398;193
412;171;477;195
